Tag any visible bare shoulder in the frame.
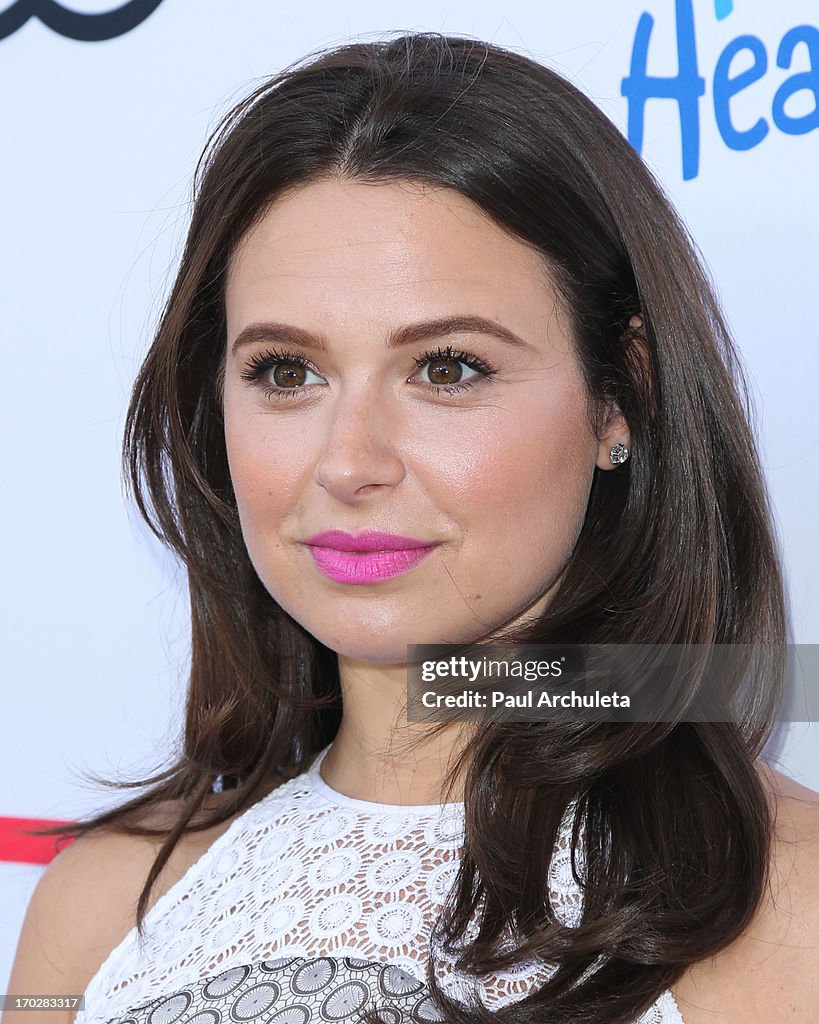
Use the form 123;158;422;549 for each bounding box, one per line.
757;758;819;810
1;797;239;1024
671;761;819;1024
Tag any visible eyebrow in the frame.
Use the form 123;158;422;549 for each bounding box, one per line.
229;315;532;355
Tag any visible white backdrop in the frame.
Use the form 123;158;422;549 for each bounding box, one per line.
1;0;817;993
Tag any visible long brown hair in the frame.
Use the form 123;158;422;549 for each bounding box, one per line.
34;32;786;1024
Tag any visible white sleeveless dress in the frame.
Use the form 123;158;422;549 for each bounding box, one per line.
74;744;687;1023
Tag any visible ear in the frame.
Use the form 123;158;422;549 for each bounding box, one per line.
594;314;649;471
595;402;630;471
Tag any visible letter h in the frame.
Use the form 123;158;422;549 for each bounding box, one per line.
621;0;706;180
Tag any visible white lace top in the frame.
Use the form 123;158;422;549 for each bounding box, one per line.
75;744;687;1023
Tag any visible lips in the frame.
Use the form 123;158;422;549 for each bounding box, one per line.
304;530;439;584
305;530;433;551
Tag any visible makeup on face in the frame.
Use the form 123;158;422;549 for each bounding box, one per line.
222;179;611;661
304;530;441;584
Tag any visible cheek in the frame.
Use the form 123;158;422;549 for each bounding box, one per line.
223;414;319;608
414;389;596;545
223;409;310;531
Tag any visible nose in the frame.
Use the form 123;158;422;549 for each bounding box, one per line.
314;387;406;501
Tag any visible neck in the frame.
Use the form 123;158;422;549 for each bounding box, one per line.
319;655;469;806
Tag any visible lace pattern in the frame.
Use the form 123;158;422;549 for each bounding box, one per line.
97;957;685;1024
74;745;685;1024
102;957;448;1024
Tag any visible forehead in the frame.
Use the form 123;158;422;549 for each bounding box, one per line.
225;177;562;330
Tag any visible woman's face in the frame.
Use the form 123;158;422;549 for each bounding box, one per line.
223;178;622;661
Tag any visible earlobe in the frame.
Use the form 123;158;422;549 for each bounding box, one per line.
608;440;630;466
594;313;649;471
596;405;631;471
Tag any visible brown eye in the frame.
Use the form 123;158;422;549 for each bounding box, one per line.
426;358;464;385
272;363;307;388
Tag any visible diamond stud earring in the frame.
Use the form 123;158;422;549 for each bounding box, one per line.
609;442;630;465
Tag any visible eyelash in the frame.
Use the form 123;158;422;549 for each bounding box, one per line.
239;345;499;401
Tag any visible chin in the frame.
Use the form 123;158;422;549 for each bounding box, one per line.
291;615;429;663
305;617;492;664
313;633;416;664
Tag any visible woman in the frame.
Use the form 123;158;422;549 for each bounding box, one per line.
6;30;818;1024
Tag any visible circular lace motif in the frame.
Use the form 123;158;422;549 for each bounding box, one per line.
363;815;420;843
304;810;357;847
368;902;424;948
258;826;298;862
105;956;448;1024
319;979;369;1019
210;846;242;880
232;982;280;1018
291;959;337;994
145;991;191;1023
202;966;250;998
423;813;463;850
259;898;306;941
425;860;459;906
366;851;422;892
310;894;364;938
261;860;301;891
378;965;425;998
308;850;360;889
163;896;196;932
160;931;199;967
265;1011;309;1024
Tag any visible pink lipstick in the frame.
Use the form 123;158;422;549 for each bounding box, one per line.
304;530;438;584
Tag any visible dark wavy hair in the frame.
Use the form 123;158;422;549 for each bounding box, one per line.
34;31;787;1024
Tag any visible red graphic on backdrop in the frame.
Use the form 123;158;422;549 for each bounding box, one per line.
0;817;75;865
